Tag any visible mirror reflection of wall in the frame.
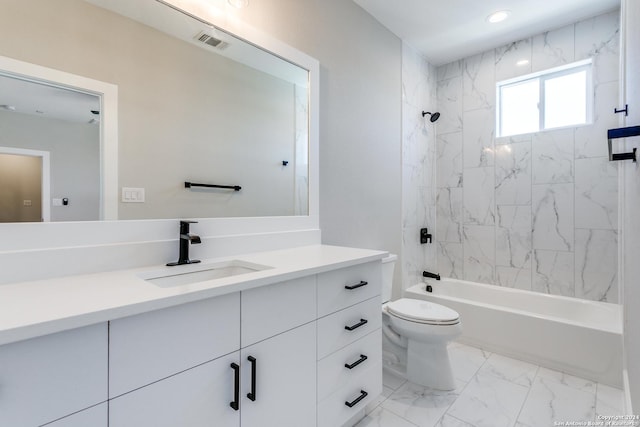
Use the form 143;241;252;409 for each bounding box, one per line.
0;0;310;222
0;75;101;222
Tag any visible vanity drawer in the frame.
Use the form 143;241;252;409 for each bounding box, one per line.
317;361;382;427
0;323;108;427
317;328;381;401
109;292;239;398
241;275;316;347
317;296;381;359
317;261;381;317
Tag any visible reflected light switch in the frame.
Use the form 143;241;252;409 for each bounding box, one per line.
121;187;145;203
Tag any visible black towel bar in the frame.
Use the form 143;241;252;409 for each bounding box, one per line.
185;182;241;191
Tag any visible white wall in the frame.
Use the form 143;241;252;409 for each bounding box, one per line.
435;11;621;303
0;110;100;221
621;0;640;413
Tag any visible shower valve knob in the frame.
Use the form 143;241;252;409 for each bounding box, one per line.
420;228;432;244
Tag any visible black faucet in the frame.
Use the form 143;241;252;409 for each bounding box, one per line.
167;220;201;266
423;270;440;281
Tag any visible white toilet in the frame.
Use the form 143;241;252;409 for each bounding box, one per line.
381;254;462;390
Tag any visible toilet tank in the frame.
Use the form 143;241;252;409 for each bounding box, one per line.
381;253;397;303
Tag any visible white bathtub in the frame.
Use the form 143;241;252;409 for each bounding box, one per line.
405;279;623;387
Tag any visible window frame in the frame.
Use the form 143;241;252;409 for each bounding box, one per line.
496;58;594;138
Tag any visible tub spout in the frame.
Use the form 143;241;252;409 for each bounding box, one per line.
423;270;440;280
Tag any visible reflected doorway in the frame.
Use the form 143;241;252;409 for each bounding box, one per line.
0;147;50;222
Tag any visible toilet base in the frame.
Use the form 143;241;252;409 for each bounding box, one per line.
406;339;456;390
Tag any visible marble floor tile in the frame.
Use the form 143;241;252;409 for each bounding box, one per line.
354;406;419;427
448;342;491;383
446;371;530;427
366;386;395;415
434;414;474;427
477;353;539;388
369;342;623;427
516;373;596;426
536;367;597;394
596;384;625;417
382;381;463;427
384;369;408;391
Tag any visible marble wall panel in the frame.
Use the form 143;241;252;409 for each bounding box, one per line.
532;249;575;297
531;25;576;72
463;108;495;168
575;228;618;303
495;141;532;205
437;132;463;188
495;39;533;81
463;225;495;283
532;183;574;251
463;51;495;111
437;76;463;134
575;156;618;230
463;167;495;225
532;129;574;185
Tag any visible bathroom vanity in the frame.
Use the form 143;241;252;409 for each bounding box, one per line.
0;245;384;427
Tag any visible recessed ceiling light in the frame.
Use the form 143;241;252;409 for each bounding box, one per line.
487;10;510;24
228;0;249;8
516;59;530;66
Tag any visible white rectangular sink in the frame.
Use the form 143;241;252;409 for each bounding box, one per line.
142;260;272;288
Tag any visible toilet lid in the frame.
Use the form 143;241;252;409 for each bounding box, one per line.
386;298;460;325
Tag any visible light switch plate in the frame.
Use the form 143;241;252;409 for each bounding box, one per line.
121;187;145;203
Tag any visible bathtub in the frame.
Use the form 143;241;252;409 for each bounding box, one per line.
405;279;623;387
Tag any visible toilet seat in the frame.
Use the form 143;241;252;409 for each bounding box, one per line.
386;298;460;325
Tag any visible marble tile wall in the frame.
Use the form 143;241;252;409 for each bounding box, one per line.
435;10;620;302
401;42;438;296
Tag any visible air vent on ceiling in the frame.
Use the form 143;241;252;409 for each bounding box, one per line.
194;31;229;50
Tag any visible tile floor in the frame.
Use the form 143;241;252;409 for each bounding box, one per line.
355;342;626;427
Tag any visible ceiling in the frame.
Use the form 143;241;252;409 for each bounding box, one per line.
352;0;620;66
0;73;100;124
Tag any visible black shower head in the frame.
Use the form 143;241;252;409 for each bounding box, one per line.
422;111;440;123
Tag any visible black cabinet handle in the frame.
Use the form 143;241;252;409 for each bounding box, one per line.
247;356;257;401
345;390;368;408
344;354;368;370
345;318;368;331
230;362;240;411
345;281;368;290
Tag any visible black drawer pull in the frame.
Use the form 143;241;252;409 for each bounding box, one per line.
345;354;368;370
345;281;368;290
345;318;368;331
230;362;240;411
345;390;368;408
247;356;257;401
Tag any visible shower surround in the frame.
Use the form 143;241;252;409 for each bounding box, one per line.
435;10;620;303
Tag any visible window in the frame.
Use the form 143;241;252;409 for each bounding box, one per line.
497;60;592;137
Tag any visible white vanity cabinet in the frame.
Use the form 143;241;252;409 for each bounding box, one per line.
316;261;383;427
109;276;317;427
0;323;108;427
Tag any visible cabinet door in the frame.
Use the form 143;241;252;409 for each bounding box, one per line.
109;352;240;427
45;403;107;427
0;323;108;427
240;322;316;427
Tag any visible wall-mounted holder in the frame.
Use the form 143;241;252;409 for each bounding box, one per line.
420;228;432;244
607;125;640;162
185;181;241;191
614;105;629;116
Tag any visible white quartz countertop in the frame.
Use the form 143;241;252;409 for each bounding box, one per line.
0;244;386;346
